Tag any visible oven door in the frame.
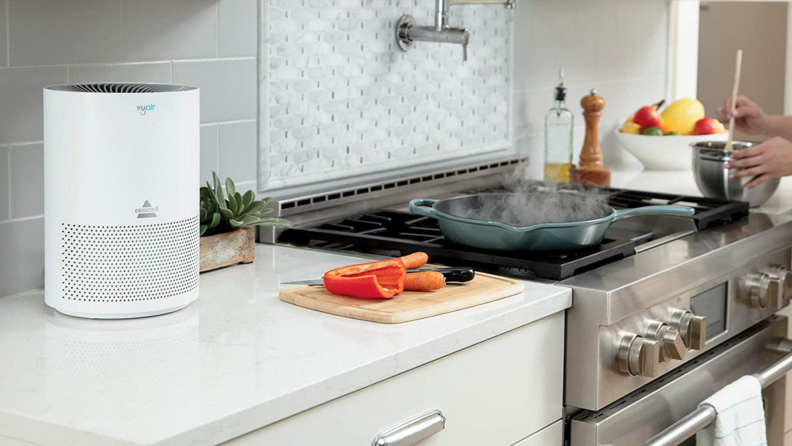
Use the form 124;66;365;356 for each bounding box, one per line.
569;316;789;446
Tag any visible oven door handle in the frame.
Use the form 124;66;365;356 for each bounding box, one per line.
642;338;792;446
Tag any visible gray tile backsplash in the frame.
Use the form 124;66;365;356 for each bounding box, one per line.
0;0;259;297
69;62;172;84
219;0;258;57
8;0;122;66
172;58;258;123
0;1;7;66
121;0;218;62
8;143;43;219
0;66;68;144
201;124;220;186
0;217;44;298
0;146;8;221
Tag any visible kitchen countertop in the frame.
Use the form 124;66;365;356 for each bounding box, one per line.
611;169;792;215
0;245;571;446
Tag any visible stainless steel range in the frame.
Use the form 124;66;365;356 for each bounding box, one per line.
564;213;792;445
261;156;792;446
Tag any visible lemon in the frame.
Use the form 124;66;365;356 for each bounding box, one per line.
660;98;705;135
621;122;642;134
622;112;636;127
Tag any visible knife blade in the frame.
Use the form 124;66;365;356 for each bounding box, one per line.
281;267;475;286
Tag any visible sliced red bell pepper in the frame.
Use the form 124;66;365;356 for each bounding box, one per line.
323;259;406;299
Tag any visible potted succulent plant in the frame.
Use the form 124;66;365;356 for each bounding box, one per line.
199;172;290;272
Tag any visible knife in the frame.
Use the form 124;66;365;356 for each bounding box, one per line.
281;267;476;286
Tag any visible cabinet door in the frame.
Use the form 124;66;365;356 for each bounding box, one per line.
513;421;563;446
225;312;565;446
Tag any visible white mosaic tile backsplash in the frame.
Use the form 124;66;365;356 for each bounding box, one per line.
263;0;513;189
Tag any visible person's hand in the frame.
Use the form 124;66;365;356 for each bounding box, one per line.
726;137;792;189
717;96;768;135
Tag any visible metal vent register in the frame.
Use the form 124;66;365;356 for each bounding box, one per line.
60;217;199;302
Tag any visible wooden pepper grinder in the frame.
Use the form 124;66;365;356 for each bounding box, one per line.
570;89;611;187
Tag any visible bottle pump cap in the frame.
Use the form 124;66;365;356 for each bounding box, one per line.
554;69;567;101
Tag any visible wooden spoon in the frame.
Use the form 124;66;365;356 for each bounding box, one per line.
724;49;743;151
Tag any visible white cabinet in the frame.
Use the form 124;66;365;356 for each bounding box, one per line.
514;421;563;446
224;312;564;446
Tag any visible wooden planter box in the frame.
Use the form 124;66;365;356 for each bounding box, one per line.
200;227;256;273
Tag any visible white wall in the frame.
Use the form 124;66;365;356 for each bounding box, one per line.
0;0;259;297
512;0;669;178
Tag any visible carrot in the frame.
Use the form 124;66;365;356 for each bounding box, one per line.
404;271;445;291
399;252;429;269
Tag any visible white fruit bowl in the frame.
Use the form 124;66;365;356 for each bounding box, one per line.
615;130;729;171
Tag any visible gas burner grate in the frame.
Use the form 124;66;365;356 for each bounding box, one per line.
278;182;749;280
280;210;636;280
605;190;748;230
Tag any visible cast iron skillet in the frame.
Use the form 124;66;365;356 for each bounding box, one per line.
409;192;695;251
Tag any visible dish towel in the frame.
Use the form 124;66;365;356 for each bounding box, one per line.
696;375;767;446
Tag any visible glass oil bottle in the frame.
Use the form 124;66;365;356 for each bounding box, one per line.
544;70;574;183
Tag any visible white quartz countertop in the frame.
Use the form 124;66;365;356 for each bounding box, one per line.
0;245;570;446
611;169;792;215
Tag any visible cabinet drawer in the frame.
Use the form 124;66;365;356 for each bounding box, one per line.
225;311;564;446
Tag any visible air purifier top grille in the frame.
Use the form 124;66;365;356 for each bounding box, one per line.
46;83;196;94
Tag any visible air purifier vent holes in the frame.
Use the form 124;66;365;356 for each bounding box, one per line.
46;83;196;94
60;216;199;302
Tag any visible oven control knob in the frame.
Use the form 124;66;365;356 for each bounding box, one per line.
617;333;661;378
745;272;773;309
669;310;707;351
765;264;792;308
646;321;686;362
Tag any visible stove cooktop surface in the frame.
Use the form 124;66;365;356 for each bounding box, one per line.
278;182;750;280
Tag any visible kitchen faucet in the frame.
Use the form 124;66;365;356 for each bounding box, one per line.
395;0;472;61
396;0;516;62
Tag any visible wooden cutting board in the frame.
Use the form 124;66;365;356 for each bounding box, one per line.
279;272;525;324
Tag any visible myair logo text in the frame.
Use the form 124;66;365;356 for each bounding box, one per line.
137;104;155;116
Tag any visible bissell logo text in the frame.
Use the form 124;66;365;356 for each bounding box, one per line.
137;104;156;116
136;200;158;218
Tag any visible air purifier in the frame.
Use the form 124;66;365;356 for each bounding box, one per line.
44;83;200;319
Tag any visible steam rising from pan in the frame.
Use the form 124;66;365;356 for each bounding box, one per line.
451;160;615;227
436;191;613;227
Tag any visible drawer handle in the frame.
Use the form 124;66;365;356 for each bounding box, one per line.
372;410;446;446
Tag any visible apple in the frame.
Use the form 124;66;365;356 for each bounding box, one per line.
692;117;724;135
633;106;662;130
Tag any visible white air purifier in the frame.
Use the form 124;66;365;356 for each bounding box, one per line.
44;83;200;319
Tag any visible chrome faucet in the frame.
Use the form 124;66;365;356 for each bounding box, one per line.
396;0;472;61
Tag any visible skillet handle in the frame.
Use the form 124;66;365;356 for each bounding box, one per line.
612;205;696;222
409;199;440;218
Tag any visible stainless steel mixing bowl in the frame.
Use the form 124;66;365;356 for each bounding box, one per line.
691;141;779;207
